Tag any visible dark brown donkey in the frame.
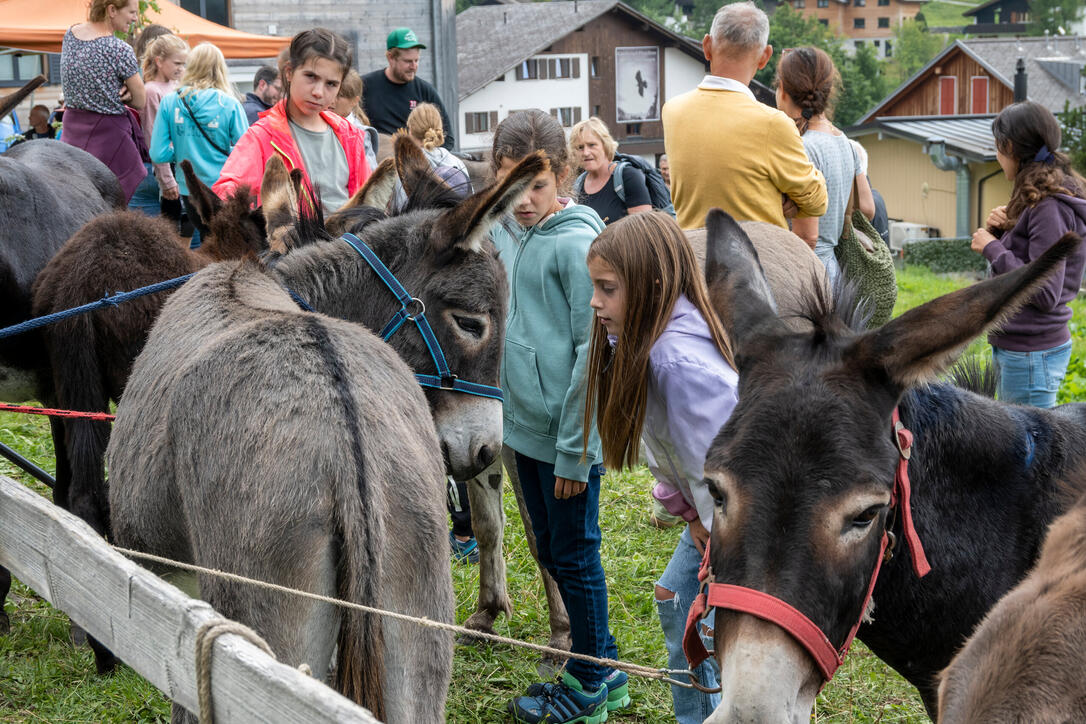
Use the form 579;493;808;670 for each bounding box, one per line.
28;163;268;671
938;488;1086;723
695;209;1086;722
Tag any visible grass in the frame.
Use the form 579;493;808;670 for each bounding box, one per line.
918;0;981;29
4;261;1086;722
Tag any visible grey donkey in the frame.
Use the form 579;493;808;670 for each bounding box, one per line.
108;149;552;722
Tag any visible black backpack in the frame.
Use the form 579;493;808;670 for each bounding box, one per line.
575;152;675;218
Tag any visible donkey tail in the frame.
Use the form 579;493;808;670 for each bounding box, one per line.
306;317;386;720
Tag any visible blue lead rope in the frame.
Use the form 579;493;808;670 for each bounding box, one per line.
338;232;504;402
0;274;195;341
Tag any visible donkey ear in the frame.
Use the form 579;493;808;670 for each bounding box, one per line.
394;131;439;200
259;156;299;254
434;151;549;255
704;208;787;352
180;160;222;230
337;158;398;214
848;232;1083;390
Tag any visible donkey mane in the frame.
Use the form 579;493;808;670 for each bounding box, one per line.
780;272;872;339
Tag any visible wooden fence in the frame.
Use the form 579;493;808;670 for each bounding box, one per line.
0;475;381;723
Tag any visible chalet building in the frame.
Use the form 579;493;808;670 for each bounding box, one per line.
456;0;713;158
766;0;924;59
961;0;1031;35
848;35;1085;239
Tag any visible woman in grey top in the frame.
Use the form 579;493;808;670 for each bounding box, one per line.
775;47;874;283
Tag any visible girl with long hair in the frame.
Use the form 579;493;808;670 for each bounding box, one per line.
775;46;874;282
129;32;188;218
150;42;247;248
60;0;147;200
490;109;628;724
584;211;737;722
214;28;370;212
972;101;1086;407
333;69;378;172
389;102;471;211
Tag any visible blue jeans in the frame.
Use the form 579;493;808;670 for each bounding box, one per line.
657;526;721;723
992;340;1072;409
128;162;161;217
513;451;616;690
814;242;841;286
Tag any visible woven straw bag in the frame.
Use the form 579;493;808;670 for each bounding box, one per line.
835;178;897;327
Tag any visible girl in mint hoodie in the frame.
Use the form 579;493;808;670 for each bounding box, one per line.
490;110;627;724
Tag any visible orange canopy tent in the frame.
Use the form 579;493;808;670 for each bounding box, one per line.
0;0;288;58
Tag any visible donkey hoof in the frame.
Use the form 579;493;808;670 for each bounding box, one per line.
0;611;9;635
536;653;568;680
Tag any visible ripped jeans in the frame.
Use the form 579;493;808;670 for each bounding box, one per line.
657;526;720;723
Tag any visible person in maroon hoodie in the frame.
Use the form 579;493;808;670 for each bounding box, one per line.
972;101;1086;408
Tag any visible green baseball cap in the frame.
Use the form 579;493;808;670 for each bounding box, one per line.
387;27;426;50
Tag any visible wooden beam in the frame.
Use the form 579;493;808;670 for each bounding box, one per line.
0;477;380;723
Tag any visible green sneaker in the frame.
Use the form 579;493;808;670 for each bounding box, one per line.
603;669;630;712
509;671;608;723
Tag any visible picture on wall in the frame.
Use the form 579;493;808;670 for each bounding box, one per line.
615;46;660;123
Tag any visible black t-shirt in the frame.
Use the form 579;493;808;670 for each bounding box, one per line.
579;164;651;225
360;69;454;150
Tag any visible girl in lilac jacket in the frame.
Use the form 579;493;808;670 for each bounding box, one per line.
584;211;738;723
972;102;1086;408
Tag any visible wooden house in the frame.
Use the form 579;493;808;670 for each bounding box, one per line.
961;0;1031;35
766;0;925;59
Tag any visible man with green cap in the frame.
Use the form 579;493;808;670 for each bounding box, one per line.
362;27;455;150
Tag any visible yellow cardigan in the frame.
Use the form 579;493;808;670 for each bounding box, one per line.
663;86;827;230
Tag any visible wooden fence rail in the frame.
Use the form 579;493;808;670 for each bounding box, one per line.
0;476;381;723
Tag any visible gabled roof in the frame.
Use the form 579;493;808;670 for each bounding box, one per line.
849;115;998;162
859;35;1086;123
456;0;704;99
962;0;1019;18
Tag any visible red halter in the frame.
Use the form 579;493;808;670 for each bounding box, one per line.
682;408;931;684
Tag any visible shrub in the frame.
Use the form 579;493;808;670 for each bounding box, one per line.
903;238;988;274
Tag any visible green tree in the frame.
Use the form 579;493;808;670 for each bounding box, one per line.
1029;0;1084;36
1060;100;1086;175
886;19;949;86
836;42;890;126
754;3;840;89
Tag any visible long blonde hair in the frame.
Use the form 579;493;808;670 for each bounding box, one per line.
141;33;189;81
584;212;735;470
179;43;236;98
406;102;444;150
338;69;369;125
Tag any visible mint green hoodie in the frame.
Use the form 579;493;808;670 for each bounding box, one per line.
492;202;605;482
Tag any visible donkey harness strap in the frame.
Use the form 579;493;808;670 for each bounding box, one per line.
682;408;931;682
337;233;504;402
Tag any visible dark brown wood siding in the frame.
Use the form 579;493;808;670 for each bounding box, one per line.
877;48;1015;117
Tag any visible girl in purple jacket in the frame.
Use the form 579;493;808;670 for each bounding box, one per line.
584;211;738;723
972;101;1086;408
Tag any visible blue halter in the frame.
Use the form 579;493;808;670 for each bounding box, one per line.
338;232;505;402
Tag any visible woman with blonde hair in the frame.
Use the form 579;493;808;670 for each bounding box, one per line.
129;32;188;218
333;69;378;172
60;0;147;200
390;101;471;209
569;116;652;224
151;42;247;247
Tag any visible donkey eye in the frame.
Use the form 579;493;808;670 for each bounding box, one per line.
705;477;727;509
852;505;883;529
453;314;484;338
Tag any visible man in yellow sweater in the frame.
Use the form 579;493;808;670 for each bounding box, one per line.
663;2;827;230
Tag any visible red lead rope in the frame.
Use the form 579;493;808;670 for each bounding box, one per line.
0;403;115;421
682;407;931;683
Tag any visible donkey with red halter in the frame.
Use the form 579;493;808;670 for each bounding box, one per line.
691;209;1086;721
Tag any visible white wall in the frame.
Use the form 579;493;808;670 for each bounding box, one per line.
459;53;590;152
663;47;704;100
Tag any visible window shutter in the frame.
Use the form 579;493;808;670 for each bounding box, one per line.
574;107;582;123
47;53;61;84
572;57;581;78
550;108;558;119
550;59;557;78
516;63;525;81
489;111;498;129
539;59;549;80
465;113;475;134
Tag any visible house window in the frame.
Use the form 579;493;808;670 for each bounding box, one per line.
878;16;890;27
626;123;642;135
854;17;866;28
878;0;889;5
884;41;892;57
593;105;601;116
817;0;828;7
794;0;805;7
180;0;229;26
854;0;865;6
590;56;600;78
818;18;829;25
549;106;582;127
855;40;864;48
939;76;957;115
464;111;498;134
516;59;539;80
970;76;989;113
0;52;43;87
873;39;881;47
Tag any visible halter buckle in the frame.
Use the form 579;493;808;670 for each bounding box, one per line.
883;530;897;563
405;297;426;320
440;374;458;390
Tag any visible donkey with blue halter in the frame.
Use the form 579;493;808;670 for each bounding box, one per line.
693;209;1086;722
108;150;549;722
